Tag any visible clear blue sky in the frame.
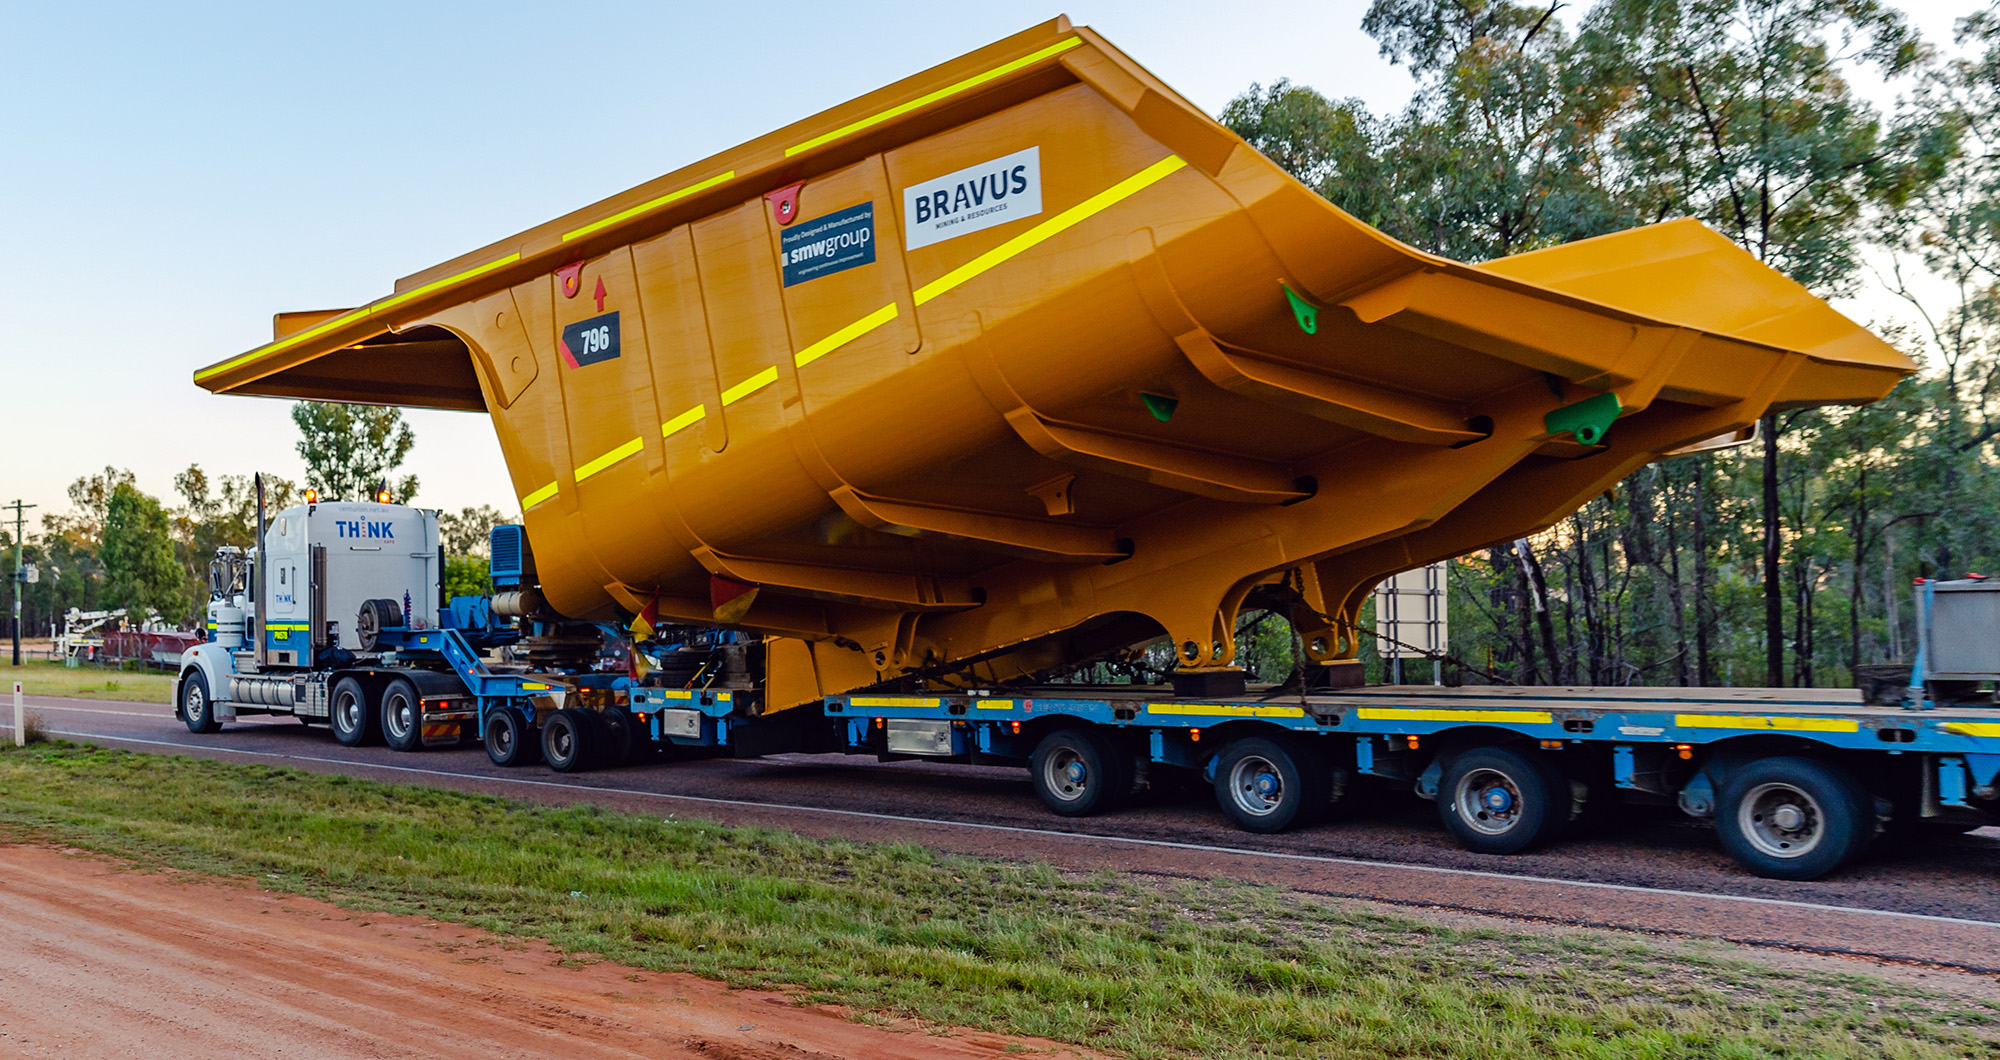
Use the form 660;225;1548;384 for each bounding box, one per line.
0;2;1964;525
0;1;1413;521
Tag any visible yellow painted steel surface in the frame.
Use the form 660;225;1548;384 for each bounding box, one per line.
195;18;1914;710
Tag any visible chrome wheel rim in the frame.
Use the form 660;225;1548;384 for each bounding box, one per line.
550;719;575;763
334;692;361;734
385;693;415;741
185;685;205;722
1455;767;1526;836
1227;754;1286;817
1739;781;1824;859
1042;746;1089;803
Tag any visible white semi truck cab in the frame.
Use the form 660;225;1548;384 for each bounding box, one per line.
179;500;446;731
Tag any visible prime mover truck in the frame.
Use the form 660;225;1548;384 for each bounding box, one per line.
181;19;1996;880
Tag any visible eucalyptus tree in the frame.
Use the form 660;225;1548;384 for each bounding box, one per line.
1579;0;1929;684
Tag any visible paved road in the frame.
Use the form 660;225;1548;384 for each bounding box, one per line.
9;694;2000;972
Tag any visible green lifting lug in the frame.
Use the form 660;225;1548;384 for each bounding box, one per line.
1544;392;1622;446
1281;282;1319;335
1139;392;1179;422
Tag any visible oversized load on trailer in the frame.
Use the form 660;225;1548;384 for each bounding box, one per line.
193;17;1913;711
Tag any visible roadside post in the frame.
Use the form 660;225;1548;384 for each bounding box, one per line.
12;681;21;747
7;498;36;666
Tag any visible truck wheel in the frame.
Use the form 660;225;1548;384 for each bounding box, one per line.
484;707;540;767
1717;757;1870;880
380;678;423;752
1029;728;1129;817
542;708;598;773
181;672;221;735
1213;736;1332;834
598;707;639;767
330;676;380;746
1438;746;1568;855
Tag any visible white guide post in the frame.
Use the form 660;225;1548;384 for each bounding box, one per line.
12;681;22;747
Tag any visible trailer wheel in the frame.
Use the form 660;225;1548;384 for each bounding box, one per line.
1716;757;1870;880
1029;728;1129;817
329;676;380;747
379;678;422;752
484;707;540;767
1437;746;1568;854
1213;736;1332;834
181;672;221;735
598;707;639;767
542;708;598;773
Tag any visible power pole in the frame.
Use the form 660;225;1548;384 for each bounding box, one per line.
6;500;35;666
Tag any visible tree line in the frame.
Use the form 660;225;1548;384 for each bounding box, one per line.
1221;0;2000;688
2;404;502;640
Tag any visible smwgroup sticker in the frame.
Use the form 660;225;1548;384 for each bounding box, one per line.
781;202;876;286
903;146;1042;250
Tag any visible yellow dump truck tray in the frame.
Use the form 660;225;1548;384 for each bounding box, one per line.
196;17;1912;708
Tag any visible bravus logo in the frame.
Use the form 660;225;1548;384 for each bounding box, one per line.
911;165;1029;224
903;146;1044;251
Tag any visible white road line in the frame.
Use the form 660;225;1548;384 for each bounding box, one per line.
26;726;2000;932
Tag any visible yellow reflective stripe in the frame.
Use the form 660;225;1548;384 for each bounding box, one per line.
264;623;311;631
654;690;695;699
975;699;1017;710
196;308;369;381
574;437;644;481
849;696;941;708
1674;714;1860;733
1355;707;1555;724
721;366;779;405
786;38;1082;157
520;481;559;509
196;252;525;382
372;252;523;313
914;155;1188;306
662;404;707;438
561;170;737;242
1145;703;1307;719
1944;721;2000;738
795;302;899;368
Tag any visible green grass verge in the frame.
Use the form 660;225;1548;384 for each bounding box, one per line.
0;741;1992;1059
0;660;175;702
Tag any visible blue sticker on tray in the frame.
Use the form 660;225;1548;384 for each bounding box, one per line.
780;202;875;287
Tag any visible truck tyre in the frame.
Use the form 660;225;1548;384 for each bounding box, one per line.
1717;756;1871;881
598;707;639;767
542;708;598;773
355;598;404;652
330;676;380;746
1437;746;1569;855
1029;728;1128;817
1213;736;1332;834
380;678;423;752
181;671;221;735
484;707;540;767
